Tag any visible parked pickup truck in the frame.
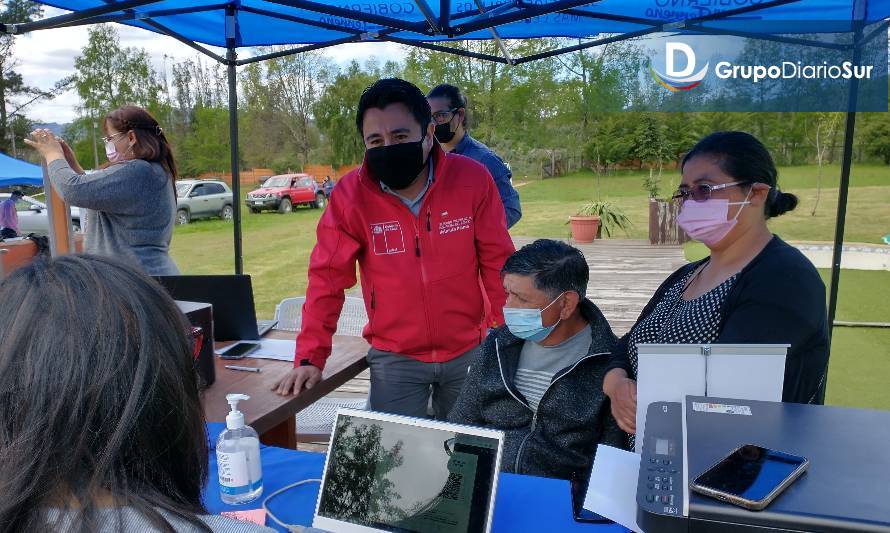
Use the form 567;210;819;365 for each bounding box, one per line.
245;174;326;214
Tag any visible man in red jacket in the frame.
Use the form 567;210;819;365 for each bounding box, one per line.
273;78;515;419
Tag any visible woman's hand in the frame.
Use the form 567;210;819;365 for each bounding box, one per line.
604;368;638;434
58;137;85;174
23;129;64;163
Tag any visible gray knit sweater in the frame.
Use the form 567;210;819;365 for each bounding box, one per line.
48;158;179;275
45;507;275;532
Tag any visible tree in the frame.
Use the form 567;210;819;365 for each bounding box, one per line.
177;105;231;176
806;113;842;215
73;25;162;115
861;113;890;165
314;61;379;167
264;50;332;167
66;24;162;168
0;0;46;154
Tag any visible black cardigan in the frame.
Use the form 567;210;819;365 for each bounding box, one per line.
607;236;830;404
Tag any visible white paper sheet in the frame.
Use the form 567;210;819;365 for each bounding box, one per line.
245;338;296;361
635;352;705;452
706;353;785;402
583;445;642;533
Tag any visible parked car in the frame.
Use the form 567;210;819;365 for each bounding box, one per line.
0;193;81;235
175;179;234;225
246;174;326;214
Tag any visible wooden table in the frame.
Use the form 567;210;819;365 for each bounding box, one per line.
203;330;369;449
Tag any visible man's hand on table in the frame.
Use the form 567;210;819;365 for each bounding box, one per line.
273;366;322;396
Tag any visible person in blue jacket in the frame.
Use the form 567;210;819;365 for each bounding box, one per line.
427;84;522;228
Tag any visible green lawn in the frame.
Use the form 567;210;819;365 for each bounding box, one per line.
511;164;890;244
170;164;890;412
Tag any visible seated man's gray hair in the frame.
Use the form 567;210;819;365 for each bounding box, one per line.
501;239;588;299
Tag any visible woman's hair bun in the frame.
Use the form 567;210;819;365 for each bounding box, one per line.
768;191;798;217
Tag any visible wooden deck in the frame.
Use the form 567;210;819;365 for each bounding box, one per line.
511;238;688;335
299;239;687;450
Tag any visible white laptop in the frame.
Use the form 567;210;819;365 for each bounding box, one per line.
313;408;505;533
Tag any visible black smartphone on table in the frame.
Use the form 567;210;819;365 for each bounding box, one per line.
690;444;809;511
217;341;261;360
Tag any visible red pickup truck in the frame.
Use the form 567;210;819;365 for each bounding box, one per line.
245;174;326;214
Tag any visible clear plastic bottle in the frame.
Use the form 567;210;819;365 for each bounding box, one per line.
217;394;263;505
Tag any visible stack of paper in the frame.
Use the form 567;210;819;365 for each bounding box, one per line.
246;338;296;361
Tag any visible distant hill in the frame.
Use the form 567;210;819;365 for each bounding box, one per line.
33;122;67;138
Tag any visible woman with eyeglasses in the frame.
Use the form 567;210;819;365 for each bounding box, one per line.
604;131;830;435
25;105;179;275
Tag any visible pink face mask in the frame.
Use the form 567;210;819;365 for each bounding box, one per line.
104;141;121;163
677;191;751;247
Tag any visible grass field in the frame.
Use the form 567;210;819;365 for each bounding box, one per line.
170;164;890;411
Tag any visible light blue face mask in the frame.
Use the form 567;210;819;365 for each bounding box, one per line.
503;292;566;343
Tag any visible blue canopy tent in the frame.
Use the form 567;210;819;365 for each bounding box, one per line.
2;0;887;359
0;152;43;187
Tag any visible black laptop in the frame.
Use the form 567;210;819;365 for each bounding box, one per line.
154;274;276;341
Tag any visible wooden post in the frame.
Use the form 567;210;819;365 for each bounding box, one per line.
42;161;75;257
648;198;689;245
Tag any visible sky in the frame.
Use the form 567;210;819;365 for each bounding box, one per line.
12;7;408;125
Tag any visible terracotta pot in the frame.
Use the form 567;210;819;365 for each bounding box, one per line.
569;215;601;243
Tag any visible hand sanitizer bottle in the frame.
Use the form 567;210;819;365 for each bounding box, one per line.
217;394;263;505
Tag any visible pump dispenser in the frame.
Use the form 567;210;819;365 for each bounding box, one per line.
217;393;263;504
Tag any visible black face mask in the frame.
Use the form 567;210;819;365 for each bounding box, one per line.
366;133;428;191
435;121;456;143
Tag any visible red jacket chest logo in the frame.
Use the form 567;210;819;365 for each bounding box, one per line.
370;221;406;255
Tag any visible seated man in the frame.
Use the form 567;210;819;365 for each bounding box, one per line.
449;239;625;480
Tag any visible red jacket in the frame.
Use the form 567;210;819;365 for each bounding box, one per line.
295;145;515;369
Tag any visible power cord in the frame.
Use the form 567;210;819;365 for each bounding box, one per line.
262;478;322;532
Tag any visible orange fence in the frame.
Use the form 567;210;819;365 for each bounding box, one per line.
198;164;359;188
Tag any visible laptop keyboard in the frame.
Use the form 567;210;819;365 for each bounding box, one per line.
257;320;277;336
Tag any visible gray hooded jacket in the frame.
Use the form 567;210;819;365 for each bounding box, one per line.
448;299;627;480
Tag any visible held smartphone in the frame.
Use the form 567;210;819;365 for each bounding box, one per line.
690;444;809;511
570;471;613;524
217;341;261;360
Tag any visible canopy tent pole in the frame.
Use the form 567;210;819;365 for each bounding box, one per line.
225;6;244;275
824;1;867;401
227;48;243;275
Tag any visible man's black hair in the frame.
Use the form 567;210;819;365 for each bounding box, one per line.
427;84;468;127
502;239;588;299
356;78;432;136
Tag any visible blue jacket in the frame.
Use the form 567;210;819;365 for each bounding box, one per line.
452;133;522;228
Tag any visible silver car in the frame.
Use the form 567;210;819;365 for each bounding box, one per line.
175;179;234;225
0;193;82;235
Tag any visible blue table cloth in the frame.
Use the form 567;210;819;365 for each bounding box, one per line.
204;423;627;532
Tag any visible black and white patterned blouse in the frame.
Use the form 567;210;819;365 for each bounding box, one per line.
628;266;739;375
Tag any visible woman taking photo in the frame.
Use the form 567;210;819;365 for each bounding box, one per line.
0;255;271;532
605;131;830;435
25;105;179;275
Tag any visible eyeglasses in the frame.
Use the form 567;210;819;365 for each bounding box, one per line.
188;326;204;361
432;108;459;125
672;181;749;202
101;131;126;143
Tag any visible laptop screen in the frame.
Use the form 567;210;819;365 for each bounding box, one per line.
316;411;503;533
154;274;259;341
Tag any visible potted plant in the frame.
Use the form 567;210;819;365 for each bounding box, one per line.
569;201;632;243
